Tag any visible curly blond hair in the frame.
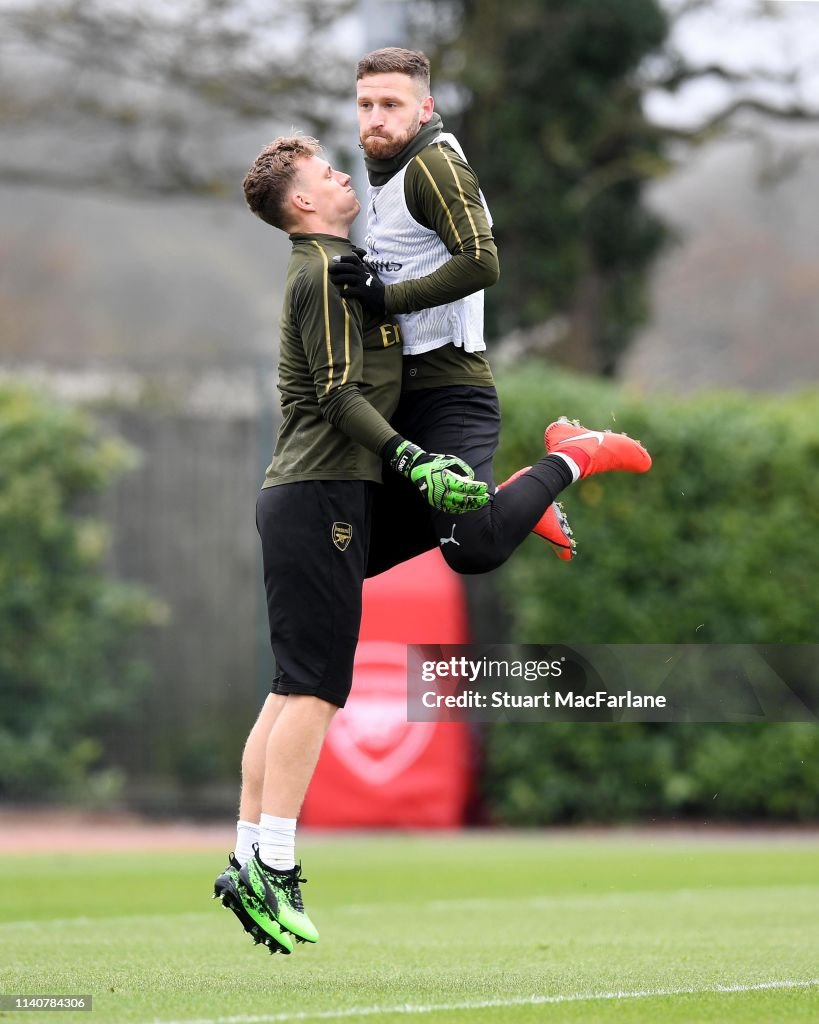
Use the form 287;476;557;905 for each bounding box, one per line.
242;135;321;230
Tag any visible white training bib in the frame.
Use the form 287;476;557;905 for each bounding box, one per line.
365;133;492;356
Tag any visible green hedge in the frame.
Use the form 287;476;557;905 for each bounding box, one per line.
479;365;819;823
482;723;819;824
0;382;166;801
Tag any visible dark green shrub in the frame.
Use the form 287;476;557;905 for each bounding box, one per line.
0;382;166;800
482;723;819;825
493;367;819;645
479;366;819;823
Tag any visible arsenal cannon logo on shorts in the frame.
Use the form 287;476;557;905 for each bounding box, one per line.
331;522;353;551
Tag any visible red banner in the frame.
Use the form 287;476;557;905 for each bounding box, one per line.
301;550;473;828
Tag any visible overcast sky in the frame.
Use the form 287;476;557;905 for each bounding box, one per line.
645;0;819;128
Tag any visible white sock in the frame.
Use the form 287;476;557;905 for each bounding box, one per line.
258;813;297;871
234;819;259;867
554;452;581;482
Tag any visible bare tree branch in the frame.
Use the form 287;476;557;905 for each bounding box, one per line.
646;59;799;94
0;0;357;196
2;0;817;201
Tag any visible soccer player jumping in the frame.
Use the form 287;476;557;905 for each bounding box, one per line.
213;135;488;956
330;48;651;577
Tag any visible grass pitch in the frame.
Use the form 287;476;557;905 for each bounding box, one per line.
1;832;817;1023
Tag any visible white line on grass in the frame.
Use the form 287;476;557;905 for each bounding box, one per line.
146;978;819;1024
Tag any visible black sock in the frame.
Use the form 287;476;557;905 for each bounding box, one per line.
522;454;574;495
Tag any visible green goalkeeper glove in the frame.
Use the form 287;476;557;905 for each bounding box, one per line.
390;440;489;515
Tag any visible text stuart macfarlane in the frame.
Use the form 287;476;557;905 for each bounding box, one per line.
421;690;667;709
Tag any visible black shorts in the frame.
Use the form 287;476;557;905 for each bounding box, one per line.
256;480;373;707
366;385;501;577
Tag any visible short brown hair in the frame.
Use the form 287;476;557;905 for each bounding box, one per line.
242;134;321;231
356;47;431;95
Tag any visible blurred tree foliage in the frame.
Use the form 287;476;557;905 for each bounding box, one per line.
2;1;817;371
427;0;671;373
415;0;819;371
475;364;819;822
0;0;356;195
0;383;167;800
483;723;819;824
493;365;818;645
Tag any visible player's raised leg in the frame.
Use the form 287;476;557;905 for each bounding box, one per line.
546;417;652;478
496;467;575;560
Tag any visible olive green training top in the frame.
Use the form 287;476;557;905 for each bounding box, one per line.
364;113;497;391
263;233;402;487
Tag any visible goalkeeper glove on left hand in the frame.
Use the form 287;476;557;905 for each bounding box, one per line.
390;440;489;515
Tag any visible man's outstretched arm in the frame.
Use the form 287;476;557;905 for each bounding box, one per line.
294;260;489;514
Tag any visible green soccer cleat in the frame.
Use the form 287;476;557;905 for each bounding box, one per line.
239;848;319;944
213;853;293;955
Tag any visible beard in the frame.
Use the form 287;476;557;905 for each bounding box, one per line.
360;121;420;160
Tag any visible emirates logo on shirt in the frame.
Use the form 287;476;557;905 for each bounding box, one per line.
368;258;403;273
331;522;353;551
